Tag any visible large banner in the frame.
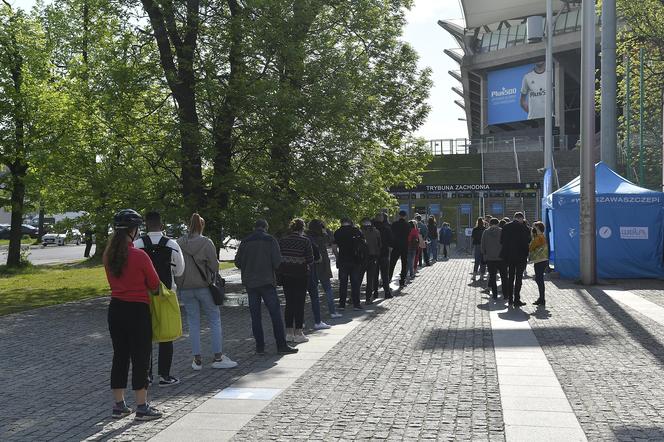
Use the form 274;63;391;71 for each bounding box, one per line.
487;61;548;125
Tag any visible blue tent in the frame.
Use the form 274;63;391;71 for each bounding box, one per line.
545;162;664;279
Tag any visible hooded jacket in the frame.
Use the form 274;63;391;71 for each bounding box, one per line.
481;225;503;262
176;234;219;290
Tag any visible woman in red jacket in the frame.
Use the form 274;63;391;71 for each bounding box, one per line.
104;209;162;421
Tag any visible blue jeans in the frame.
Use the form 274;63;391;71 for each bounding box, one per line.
307;267;322;324
247;284;287;348
407;249;416;278
179;287;222;356
427;241;438;262
473;244;486;274
338;262;362;307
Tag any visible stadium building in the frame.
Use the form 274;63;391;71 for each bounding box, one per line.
392;0;602;249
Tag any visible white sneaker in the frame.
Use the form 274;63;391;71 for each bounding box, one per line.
211;355;238;369
314;322;331;330
191;360;202;371
292;334;309;343
330;313;343;319
286;334;294;342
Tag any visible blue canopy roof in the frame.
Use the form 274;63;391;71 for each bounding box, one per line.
555;162;659;196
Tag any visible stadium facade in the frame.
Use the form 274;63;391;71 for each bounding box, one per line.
391;1;600;249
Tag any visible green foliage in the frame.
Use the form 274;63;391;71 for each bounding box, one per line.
616;0;664;189
3;0;432;247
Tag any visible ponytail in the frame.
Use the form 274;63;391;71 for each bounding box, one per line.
189;213;205;235
104;231;129;278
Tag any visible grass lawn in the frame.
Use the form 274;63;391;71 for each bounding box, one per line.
0;239;38;247
0;260;237;316
0;262;109;316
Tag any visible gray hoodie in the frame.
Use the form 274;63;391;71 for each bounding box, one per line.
481;225;503;262
175;234;219;289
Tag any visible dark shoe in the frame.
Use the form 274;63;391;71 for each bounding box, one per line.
158;375;180;387
256;345;265;355
533;299;545;306
492;294;497;300
385;292;393;299
353;305;363;311
514;301;526;307
112;402;132;419
338;304;346;310
399;279;405;287
365;299;374;305
135;404;162;421
277;345;299;354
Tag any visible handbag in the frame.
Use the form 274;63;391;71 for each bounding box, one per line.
189;255;226;305
150;282;183;342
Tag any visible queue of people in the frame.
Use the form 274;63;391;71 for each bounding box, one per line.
102;208;549;422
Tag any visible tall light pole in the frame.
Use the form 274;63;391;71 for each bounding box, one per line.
580;0;597;285
544;0;554;198
600;0;617;169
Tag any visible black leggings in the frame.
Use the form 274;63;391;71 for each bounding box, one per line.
283;276;307;329
108;299;152;390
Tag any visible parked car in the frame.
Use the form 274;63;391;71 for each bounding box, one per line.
0;224;39;240
42;229;82;246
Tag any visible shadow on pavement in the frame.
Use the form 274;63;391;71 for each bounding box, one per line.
581;288;664;368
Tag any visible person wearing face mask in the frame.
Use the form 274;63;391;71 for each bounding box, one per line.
360;217;381;305
104;209;162;421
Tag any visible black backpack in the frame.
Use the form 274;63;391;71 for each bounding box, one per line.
353;233;369;263
140;235;174;289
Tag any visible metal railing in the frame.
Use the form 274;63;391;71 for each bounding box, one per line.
429;135;572;156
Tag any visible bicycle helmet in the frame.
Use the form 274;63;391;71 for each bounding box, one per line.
113;209;143;229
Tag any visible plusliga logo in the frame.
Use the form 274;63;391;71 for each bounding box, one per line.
491;87;517;98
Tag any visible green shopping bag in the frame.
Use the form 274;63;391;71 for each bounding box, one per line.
150;282;183;342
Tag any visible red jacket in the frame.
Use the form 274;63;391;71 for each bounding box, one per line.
105;243;160;304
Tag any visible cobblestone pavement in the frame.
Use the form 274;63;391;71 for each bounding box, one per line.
2;257;664;441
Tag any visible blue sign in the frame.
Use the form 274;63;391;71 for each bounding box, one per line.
429;204;441;215
487;62;546;125
490;202;504;214
460;204;471;215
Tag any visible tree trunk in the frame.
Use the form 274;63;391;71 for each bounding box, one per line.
7;162;27;267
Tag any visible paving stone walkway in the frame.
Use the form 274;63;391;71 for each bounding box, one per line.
2;257;664;441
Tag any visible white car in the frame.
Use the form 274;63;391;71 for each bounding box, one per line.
42;229;82;246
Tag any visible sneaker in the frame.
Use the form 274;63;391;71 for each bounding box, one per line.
135;404;162;421
212;355;238;369
112;402;132;419
353;305;363;311
384;293;393;299
286;333;295;342
365;299;374;305
314;322;331;330
292;334;309;343
330;312;343;319
158;376;180;387
277;345;299;354
191;359;203;371
514;301;526;307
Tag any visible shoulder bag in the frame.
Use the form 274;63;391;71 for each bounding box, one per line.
188;254;226;305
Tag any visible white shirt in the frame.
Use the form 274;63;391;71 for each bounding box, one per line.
520;69;546;120
134;233;185;287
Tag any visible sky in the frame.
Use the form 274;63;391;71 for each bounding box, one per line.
9;0;468;141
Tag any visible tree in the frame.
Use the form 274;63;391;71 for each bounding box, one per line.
0;3;67;266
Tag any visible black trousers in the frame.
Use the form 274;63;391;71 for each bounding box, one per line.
108;299;152;391
283;276;307;329
534;261;548;301
373;254;391;296
150;341;173;378
505;261;527;303
389;248;408;283
84;240;93;258
487;261;508;298
364;256;379;301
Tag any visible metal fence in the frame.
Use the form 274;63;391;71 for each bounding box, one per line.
429;135;572;156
